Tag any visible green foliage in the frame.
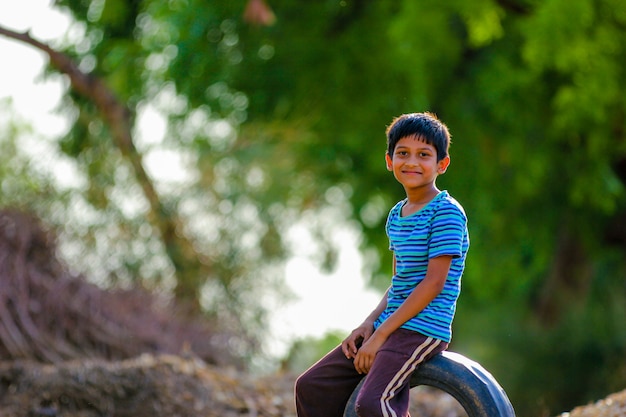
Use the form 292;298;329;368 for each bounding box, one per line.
453;262;626;415
282;331;344;375
0;101;68;212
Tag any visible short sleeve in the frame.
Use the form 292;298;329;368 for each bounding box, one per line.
428;204;467;259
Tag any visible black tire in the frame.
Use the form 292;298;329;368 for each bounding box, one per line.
343;351;515;417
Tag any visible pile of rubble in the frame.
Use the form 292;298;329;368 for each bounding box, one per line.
0;353;471;417
558;390;626;417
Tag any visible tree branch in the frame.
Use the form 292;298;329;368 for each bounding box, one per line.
0;25;205;311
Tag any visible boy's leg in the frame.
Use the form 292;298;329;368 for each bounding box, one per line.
354;330;448;417
295;345;364;417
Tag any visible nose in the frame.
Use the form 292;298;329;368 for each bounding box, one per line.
406;154;420;166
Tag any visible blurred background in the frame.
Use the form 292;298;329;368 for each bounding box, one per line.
0;0;624;416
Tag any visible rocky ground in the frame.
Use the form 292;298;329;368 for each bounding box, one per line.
556;390;626;417
1;353;623;417
0;354;292;417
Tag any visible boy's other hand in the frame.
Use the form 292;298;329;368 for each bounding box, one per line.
341;322;374;359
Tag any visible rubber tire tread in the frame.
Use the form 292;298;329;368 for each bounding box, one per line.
343;351;515;417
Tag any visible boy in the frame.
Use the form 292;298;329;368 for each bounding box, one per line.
294;112;469;417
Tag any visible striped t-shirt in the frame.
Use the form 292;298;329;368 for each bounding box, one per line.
374;191;469;343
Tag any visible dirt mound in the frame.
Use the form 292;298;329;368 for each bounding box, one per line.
0;208;239;367
0;353;295;417
557;390;626;417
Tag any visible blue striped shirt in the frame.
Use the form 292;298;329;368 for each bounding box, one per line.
374;191;469;342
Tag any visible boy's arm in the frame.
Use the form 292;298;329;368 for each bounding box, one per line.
341;254;397;359
341;286;389;359
353;255;453;374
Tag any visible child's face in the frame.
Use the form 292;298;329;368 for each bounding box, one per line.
385;135;450;191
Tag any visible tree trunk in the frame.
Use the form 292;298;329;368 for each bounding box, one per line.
535;223;593;325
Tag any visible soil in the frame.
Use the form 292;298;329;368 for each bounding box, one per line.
1;354;623;417
0;353;294;417
556;390;626;417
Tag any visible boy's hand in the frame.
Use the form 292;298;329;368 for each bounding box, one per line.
341;322;374;359
353;333;386;374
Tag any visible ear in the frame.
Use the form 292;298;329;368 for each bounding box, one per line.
385;153;393;171
437;156;451;174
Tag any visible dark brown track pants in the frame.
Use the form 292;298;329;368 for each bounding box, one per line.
294;329;447;417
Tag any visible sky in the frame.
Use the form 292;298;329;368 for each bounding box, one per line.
0;0;69;135
0;0;382;359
